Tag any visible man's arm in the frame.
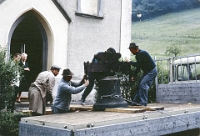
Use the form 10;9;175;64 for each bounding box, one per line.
47;74;56;95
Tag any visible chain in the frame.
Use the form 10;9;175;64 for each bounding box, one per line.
101;94;122;99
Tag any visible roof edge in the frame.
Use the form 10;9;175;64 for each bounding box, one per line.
52;0;72;23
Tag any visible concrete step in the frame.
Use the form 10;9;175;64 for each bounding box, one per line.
20;97;29;102
18;92;28;102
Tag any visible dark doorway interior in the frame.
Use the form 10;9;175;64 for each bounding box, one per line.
10;12;45;91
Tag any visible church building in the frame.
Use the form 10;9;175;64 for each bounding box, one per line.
0;0;132;82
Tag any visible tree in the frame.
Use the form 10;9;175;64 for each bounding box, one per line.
165;44;182;57
132;0;200;21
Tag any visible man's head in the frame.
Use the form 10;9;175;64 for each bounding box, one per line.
21;53;28;62
128;43;139;55
107;47;116;54
50;65;61;76
62;69;74;81
13;53;21;62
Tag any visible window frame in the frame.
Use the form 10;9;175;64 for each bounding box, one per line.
76;0;104;19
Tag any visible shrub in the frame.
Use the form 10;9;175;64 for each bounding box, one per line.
0;111;30;136
0;46;28;136
0;46;22;110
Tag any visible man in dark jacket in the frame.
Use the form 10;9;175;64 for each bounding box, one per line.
128;43;157;106
52;69;89;114
80;47;116;105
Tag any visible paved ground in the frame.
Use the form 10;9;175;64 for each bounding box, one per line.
14;90;95;112
14;90;95;113
15;100;200;113
14;100;92;113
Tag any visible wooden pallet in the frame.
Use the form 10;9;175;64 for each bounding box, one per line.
21;105;93;115
105;105;164;113
70;105;93;112
105;107;146;113
128;105;164;111
21;105;164;115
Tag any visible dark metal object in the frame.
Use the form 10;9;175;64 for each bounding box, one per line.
84;52;131;111
93;76;128;111
84;52;131;79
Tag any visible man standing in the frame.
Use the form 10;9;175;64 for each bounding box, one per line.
128;43;157;106
17;53;30;103
80;47;116;105
28;65;61;115
52;69;89;114
9;53;21;112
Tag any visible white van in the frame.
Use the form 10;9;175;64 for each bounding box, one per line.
169;56;200;83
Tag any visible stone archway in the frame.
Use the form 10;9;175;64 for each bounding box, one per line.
10;11;48;86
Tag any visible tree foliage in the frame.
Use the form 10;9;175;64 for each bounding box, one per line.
0;46;29;136
0;111;30;136
165;44;183;57
0;46;22;110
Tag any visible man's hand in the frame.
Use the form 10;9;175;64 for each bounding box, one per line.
83;74;88;80
125;59;130;63
131;76;135;82
84;79;89;87
24;67;30;71
81;74;88;83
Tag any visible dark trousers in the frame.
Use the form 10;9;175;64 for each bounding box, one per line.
133;67;157;106
81;74;95;101
8;86;19;112
51;106;68;114
82;71;108;101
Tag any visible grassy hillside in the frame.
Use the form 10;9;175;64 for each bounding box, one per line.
131;8;200;59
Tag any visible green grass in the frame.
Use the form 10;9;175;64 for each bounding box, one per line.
131;8;200;59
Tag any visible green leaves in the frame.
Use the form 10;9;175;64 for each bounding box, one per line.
0;46;22;110
0;111;30;136
0;46;29;136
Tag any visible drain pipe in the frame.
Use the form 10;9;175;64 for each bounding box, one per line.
119;0;123;53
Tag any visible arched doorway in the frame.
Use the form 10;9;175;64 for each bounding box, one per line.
10;11;48;91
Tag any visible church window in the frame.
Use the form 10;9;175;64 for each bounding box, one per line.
76;0;104;19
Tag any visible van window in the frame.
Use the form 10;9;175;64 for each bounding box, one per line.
176;63;200;81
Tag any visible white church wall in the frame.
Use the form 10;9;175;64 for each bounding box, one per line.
0;0;132;103
120;0;132;60
56;0;132;103
57;0;132;79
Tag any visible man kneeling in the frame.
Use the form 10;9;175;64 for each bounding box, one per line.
52;69;89;114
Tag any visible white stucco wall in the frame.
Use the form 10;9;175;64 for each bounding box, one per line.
0;0;132;103
56;0;132;102
57;0;132;78
120;0;132;60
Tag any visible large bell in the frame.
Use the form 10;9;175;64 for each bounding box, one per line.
93;76;128;111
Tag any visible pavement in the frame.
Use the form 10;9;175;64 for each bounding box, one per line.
14;99;93;113
14;101;51;113
14;91;95;113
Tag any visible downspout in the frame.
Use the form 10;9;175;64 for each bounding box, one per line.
119;0;123;52
154;56;158;98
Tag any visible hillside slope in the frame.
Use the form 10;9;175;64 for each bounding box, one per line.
131;8;200;58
